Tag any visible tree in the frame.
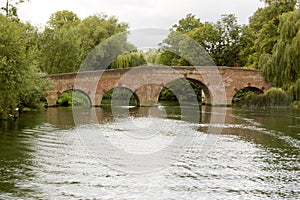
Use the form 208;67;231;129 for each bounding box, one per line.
111;51;146;69
39;27;82;73
159;14;242;67
38;12;130;73
158;30;192;66
238;25;257;67
0;0;28;20
81;32;136;71
0;14;49;119
172;13;203;33
243;0;297;68
158;14;204;66
47;10;80;29
262;8;300;97
76;14;128;64
189;14;242;66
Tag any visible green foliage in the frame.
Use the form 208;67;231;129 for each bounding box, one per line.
142;49;161;65
39;25;82;73
159;14;242;67
239;26;257;67
171;13;203;33
77;14;128;68
57;90;90;107
38;12;129;73
287;78;300;102
158;30;214;66
192;14;242;66
47;10;80;29
0;15;50;119
81;33;136;71
243;0;296;68
262;8;300;102
111;51;146;69
241;88;291;107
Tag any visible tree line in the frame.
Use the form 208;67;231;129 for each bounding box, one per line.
0;0;300;118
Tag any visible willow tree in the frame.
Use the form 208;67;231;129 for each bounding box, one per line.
110;52;146;69
243;0;297;68
262;8;300;101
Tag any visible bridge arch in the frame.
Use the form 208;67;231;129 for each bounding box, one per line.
100;86;140;107
157;78;212;105
56;89;92;107
231;86;264;104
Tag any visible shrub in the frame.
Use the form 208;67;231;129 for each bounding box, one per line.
242;88;291;108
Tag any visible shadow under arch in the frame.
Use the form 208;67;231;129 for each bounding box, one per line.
232;86;264;105
100;87;140;107
57;89;92;107
158;77;211;106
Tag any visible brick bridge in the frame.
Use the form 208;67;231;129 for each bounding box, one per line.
45;66;272;107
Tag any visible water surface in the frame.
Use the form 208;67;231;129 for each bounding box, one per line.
0;106;299;199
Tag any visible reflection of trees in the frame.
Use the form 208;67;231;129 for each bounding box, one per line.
0;112;46;198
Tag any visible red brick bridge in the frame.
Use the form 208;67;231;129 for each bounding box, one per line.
45;66;272;107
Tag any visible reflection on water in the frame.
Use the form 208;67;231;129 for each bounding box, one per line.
0;106;299;199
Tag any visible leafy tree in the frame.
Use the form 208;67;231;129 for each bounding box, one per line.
239;25;257;67
262;8;300;101
38;11;82;74
158;31;191;66
159;14;241;66
47;10;80;29
189;14;241;66
77;14;129;69
171;13;203;33
39;25;82;73
81;32;136;71
0;14;49;119
158;14;204;66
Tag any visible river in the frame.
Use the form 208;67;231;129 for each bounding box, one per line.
0;105;299;199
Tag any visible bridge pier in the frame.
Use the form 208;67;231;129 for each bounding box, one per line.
45;91;59;107
135;84;162;107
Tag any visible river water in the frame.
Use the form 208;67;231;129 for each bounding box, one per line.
0;106;299;199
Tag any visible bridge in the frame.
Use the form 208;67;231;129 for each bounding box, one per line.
45;66;272;107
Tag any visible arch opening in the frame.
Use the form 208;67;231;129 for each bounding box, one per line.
232;87;264;105
101;87;139;107
158;78;210;106
56;89;92;107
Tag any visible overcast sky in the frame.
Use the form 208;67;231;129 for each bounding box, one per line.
17;0;265;30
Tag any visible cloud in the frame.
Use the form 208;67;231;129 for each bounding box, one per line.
17;0;264;29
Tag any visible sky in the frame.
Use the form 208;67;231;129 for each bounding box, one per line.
17;0;266;30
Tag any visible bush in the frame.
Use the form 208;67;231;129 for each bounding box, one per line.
242;88;291;108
